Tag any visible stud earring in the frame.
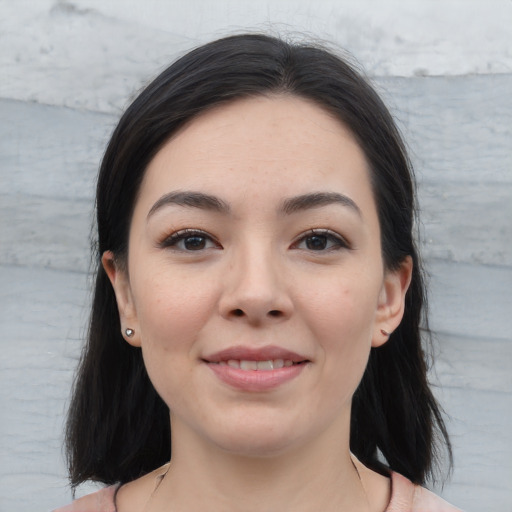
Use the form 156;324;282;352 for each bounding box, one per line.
125;328;135;337
380;329;391;337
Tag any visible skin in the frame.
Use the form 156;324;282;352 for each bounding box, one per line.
103;95;412;511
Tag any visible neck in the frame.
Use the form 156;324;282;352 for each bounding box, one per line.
149;419;372;512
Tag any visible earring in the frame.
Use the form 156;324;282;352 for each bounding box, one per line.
380;329;391;337
125;328;135;337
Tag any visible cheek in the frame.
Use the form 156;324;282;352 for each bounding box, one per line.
302;270;380;343
299;269;381;389
131;271;219;409
133;269;217;352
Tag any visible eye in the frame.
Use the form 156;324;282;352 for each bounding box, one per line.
293;229;350;252
160;229;220;251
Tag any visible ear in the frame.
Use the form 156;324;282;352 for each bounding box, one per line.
372;256;413;348
102;250;141;347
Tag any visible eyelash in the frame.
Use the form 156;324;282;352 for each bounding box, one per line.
160;227;350;254
292;229;351;252
159;229;221;251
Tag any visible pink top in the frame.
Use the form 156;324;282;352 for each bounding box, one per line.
54;472;461;511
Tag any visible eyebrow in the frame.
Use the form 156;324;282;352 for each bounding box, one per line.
280;192;361;216
147;191;231;219
147;190;361;219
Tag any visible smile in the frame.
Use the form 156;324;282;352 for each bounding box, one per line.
215;359;298;371
204;345;309;391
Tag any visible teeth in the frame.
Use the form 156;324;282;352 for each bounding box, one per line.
257;360;273;370
220;359;295;371
240;360;258;370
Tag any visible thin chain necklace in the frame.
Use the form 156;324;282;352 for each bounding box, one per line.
142;459;371;512
351;456;372;512
141;463;171;512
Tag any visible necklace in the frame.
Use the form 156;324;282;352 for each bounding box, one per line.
142;459;371;512
141;463;171;512
350;456;372;512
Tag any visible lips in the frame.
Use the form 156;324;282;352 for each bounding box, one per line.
203;345;309;391
220;359;295;371
204;345;308;365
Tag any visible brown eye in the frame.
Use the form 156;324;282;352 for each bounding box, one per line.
161;229;219;251
183;235;207;250
305;235;329;251
293;229;349;252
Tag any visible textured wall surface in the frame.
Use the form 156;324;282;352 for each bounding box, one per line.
1;1;511;511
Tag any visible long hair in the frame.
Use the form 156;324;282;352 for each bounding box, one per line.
66;33;451;488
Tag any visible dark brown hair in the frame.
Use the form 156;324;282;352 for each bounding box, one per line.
66;33;451;488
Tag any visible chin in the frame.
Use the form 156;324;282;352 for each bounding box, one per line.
205;412;312;459
189;407;301;458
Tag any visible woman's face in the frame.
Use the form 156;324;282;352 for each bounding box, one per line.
105;95;410;458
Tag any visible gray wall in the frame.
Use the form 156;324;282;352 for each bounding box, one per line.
1;1;511;510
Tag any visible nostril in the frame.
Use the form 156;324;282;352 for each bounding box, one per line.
228;308;285;320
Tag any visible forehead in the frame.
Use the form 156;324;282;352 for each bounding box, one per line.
137;95;375;215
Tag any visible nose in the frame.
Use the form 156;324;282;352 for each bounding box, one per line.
218;243;293;325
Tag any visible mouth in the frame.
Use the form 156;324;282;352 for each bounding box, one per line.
203;345;309;367
203;345;310;391
212;359;303;371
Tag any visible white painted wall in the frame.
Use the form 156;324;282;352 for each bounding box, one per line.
1;1;511;511
2;0;512;112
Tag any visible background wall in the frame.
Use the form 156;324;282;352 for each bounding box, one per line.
1;1;511;510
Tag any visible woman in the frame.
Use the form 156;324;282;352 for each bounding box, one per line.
56;34;461;511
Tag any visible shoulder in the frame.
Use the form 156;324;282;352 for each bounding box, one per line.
387;472;463;512
52;485;118;512
54;463;170;512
